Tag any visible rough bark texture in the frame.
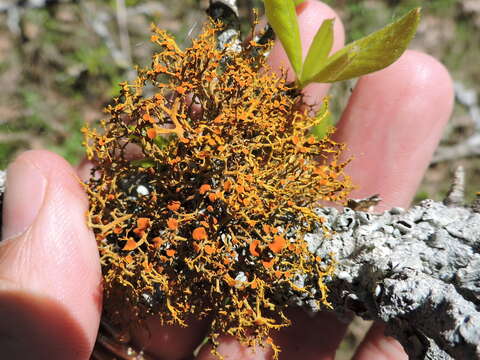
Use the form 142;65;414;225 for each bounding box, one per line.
304;199;480;359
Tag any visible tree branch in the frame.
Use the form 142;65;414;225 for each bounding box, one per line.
207;0;241;52
115;0;132;67
432;82;480;164
303;198;480;359
79;2;132;73
209;0;238;16
433;133;480;163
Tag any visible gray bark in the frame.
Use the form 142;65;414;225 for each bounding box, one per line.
303;198;480;359
207;0;241;52
209;0;238;17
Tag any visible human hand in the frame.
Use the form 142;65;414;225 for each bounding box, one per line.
0;1;453;359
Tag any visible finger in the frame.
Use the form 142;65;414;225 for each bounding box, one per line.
0;150;102;360
196;312;349;360
196;335;271;360
352;322;408;360
334;52;453;358
274;310;350;360
267;0;345;107
268;2;350;358
129;316;210;360
333;50;454;211
80;143;208;359
76;158;94;182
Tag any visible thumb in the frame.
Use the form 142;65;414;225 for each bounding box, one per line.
0;150;102;360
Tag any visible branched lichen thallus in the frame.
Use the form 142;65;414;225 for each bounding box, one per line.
83;21;352;358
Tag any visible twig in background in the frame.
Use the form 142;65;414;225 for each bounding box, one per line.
432;133;480;163
128;2;166;17
116;0;132;67
432;82;480;163
0;0;73;13
0;132;46;151
444;166;465;206
5;4;21;35
79;1;135;81
1;0;74;34
455;82;480;130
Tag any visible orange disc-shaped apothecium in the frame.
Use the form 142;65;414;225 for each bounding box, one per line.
192;227;208;241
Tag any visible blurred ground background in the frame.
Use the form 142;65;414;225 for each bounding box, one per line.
0;0;479;358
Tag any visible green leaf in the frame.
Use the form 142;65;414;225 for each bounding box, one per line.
310;100;334;140
264;0;303;77
301;18;335;84
310;117;333;140
303;51;353;84
293;0;305;5
301;8;421;85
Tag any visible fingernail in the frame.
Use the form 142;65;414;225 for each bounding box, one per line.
2;159;47;241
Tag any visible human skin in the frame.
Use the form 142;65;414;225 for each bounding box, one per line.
0;1;453;359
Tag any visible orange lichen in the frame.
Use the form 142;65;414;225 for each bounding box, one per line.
268;235;286;254
167;218;178;230
122;238;138;251
204;244;216;255
152;237;164;247
84;22;351;359
223;179;233;192
262;259;275;269
167;201;181;211
146;128;157;139
249;239;261;257
199;184;212;195
137;217;150;229
192;227;208;241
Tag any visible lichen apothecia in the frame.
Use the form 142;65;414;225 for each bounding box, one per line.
83;21;352;358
